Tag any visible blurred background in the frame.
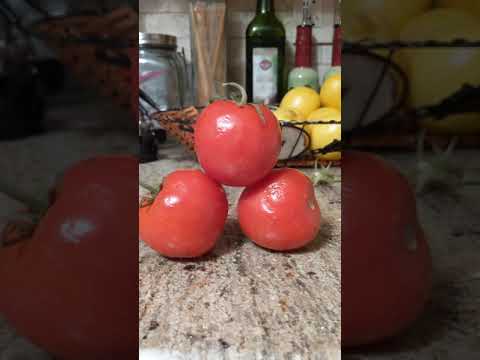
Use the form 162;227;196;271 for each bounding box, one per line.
0;0;138;140
342;1;480;360
0;1;138;358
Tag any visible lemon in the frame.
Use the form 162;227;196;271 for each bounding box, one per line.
344;1;432;59
343;8;370;42
323;67;341;84
343;7;407;61
435;0;480;18
344;0;433;39
399;8;480;133
306;107;341;131
273;107;299;122
306;110;341;161
319;74;341;110
310;124;341;161
279;87;321;119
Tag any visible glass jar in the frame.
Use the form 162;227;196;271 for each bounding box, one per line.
139;33;189;111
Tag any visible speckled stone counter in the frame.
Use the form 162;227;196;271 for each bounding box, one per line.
2;126;477;360
139;141;342;360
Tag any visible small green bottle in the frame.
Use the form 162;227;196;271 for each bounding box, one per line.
246;0;286;104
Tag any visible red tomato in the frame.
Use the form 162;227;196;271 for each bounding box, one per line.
237;168;321;251
0;156;138;359
342;151;432;347
194;100;282;187
139;169;228;258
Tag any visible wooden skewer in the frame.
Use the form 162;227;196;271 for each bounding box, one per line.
191;2;211;106
212;3;226;96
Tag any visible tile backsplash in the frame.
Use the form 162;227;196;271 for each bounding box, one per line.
139;0;336;87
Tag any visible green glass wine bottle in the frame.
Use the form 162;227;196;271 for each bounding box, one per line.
246;0;286;104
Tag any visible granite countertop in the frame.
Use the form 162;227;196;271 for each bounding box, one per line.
2;127;478;360
139;141;342;360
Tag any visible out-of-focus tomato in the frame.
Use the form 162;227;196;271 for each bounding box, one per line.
279;86;321;119
139;170;228;258
194;97;281;187
237;168;321;251
342;151;432;347
0;156;138;359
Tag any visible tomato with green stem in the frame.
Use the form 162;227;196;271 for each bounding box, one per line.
194;83;282;187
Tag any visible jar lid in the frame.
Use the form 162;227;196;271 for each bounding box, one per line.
139;33;177;49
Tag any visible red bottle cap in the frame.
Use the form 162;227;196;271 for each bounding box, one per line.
332;25;342;66
295;25;313;68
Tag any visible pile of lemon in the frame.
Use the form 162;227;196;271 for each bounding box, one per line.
344;0;480;134
274;72;341;161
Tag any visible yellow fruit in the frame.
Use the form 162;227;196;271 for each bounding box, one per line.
399;8;480;134
306;107;341;131
343;8;395;42
343;7;407;60
322;67;341;84
435;0;480;18
307;107;341;120
279;87;321;119
343;8;369;42
307;111;341;161
273;107;299;122
343;1;432;60
319;74;341;110
343;0;433;38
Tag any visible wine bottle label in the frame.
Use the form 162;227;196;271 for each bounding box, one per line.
252;47;278;104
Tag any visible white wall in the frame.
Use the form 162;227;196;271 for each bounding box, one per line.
139;0;336;86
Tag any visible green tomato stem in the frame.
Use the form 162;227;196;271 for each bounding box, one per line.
222;82;248;106
139;182;159;196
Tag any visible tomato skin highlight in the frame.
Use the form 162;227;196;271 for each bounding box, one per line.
342;151;432;347
139;170;228;258
194;100;282;187
237;168;321;251
0;156;139;359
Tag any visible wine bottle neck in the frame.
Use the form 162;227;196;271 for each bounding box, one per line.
257;0;274;14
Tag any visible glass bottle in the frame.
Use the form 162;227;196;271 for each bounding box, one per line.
331;0;342;67
287;0;320;92
246;0;286;104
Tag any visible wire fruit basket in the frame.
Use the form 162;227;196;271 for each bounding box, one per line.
32;6;137;109
147;105;341;168
343;39;480;150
